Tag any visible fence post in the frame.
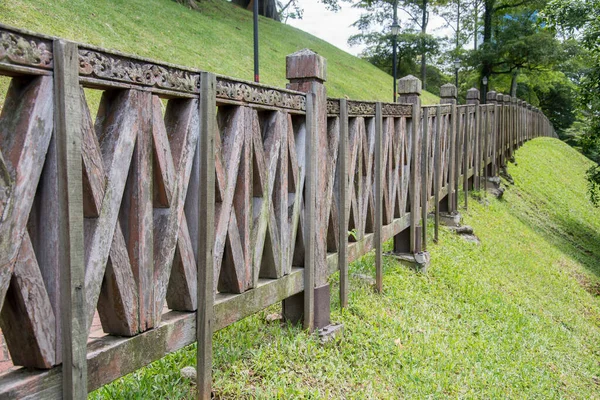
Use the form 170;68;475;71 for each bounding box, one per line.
486;91;497;177
509;96;517;160
196;72;217;400
392;75;426;259
283;49;330;331
54;39;87;399
465;88;479;207
338;98;348;308
440;84;457;213
433;104;442;243
375;102;383;292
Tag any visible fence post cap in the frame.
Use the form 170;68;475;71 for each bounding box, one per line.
466;87;480;105
440;83;457;98
397;75;422;95
286;48;327;82
511;96;517;104
503;94;511;102
487;91;497;103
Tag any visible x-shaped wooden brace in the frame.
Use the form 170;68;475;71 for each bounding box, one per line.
214;106;252;293
152;96;199;325
81;89;143;336
0;76;57;368
348;118;375;241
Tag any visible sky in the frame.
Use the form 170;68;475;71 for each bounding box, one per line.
289;0;453;57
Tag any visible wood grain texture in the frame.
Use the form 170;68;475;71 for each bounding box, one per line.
197;71;216;400
54;39;87;400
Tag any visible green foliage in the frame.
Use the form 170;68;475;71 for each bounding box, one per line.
90;139;600;399
546;0;600;204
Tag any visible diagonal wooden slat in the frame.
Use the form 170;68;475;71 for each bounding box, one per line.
166;214;197;311
152;96;199;324
214;106;250;293
0;233;56;368
0;75;54;313
84;89;140;333
80;90;140;337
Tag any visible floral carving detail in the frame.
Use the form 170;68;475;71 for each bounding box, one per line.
0;30;53;69
78;50;200;93
381;103;412;116
216;78;306;111
347;101;376;116
327;99;340;115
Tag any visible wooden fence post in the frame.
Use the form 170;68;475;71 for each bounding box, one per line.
440;84;457;213
465;88;479;208
54;39;87;399
486;91;497;177
283;49;330;331
197;71;216;400
393;75;423;255
433;105;442;243
338;98;348;308
375;102;383;292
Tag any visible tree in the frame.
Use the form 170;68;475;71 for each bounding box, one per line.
229;0;304;21
348;0;445;89
472;10;562;96
545;0;600;204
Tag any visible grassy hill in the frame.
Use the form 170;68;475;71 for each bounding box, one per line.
0;0;439;104
90;138;600;398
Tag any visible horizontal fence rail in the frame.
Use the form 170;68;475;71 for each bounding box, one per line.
0;23;557;399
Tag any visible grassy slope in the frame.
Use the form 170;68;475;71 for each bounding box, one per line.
0;0;439;104
91;138;600;399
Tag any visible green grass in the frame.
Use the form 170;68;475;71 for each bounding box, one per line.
89;138;600;399
0;0;439;104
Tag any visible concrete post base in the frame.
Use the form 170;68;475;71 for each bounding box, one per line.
385;251;430;273
282;284;331;329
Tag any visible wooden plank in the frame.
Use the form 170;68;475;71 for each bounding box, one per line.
0;75;54;314
53;39;87;399
463;107;470;209
303;91;316;331
119;90;153;332
0;233;56;368
84;89;139;332
448;104;457;212
374;102;382;293
421;107;429;251
410;104;421;253
433;105;441;243
197;71;216;400
153;97;199;323
338;98;348;307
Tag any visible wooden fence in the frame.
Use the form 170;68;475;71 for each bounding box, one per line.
0;24;556;399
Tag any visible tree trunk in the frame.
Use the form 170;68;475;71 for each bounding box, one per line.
510;70;519;97
174;0;199;10
421;0;428;90
474;0;479;50
480;0;495;93
232;0;280;21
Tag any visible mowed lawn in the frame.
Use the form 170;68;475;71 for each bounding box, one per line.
90;139;600;399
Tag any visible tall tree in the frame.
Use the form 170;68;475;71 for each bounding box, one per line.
546;0;600;203
349;0;443;89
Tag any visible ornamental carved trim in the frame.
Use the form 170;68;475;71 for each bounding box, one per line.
381;103;412;117
216;78;306;111
347;101;376;116
0;30;53;69
327;99;340;115
78;49;200;93
439;105;452;115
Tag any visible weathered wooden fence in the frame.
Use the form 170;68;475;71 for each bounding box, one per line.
0;24;556;399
